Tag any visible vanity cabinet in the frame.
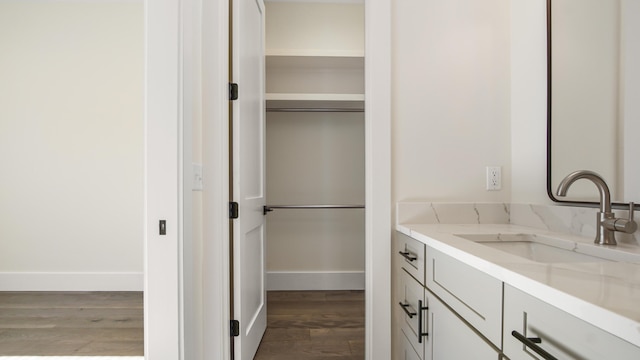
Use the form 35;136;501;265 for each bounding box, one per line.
429;289;500;359
503;284;640;360
394;232;501;360
398;269;430;360
396;231;426;285
426;246;503;348
395;232;428;359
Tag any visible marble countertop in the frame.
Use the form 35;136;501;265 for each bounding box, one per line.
396;223;640;347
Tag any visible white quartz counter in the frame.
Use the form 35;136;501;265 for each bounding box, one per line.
397;223;640;348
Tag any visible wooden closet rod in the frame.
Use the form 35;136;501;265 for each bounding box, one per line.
266;108;364;113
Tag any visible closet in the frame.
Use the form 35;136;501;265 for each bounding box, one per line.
264;1;365;291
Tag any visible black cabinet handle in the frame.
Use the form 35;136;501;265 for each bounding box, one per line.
399;251;417;262
398;302;417;318
418;299;429;343
512;330;558;360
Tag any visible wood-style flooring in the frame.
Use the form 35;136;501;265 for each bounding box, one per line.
0;291;143;356
0;290;363;359
254;290;365;360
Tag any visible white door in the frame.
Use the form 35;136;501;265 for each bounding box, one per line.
231;0;267;359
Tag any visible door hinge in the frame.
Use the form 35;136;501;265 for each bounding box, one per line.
229;202;239;219
229;83;239;100
230;320;240;337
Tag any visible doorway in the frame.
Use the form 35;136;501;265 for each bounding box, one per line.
0;1;145;356
143;0;392;356
242;1;366;358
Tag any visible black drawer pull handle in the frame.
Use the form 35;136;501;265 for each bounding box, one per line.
399;251;417;261
418;299;429;343
398;302;417;318
511;330;558;360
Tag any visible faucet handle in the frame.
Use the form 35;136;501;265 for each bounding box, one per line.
603;202;637;234
619;202;636;233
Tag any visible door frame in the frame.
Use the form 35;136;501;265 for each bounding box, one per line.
146;0;391;358
145;0;183;358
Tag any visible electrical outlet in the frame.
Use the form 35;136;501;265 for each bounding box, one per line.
486;166;501;191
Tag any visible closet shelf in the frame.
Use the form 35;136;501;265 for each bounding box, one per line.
266;49;364;58
267;56;363;73
266;93;364;102
266;94;364;112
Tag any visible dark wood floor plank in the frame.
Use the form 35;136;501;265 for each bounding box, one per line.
268;315;365;329
0;290;363;358
73;340;143;356
261;327;311;342
267;291;327;302
324;291;365;302
268;301;365;316
0;291;143;356
0;292;142;309
349;339;365;357
255;339;352;357
0;327;143;342
0;339;92;356
310;328;365;340
255;290;364;360
0;308;143;329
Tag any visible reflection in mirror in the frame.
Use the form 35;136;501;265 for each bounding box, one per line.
548;0;640;205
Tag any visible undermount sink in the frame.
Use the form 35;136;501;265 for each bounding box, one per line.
454;233;640;264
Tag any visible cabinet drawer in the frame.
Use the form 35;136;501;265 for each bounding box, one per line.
426;246;503;348
429;292;501;360
399;333;422;360
399;269;429;360
396;231;426;285
504;284;640;360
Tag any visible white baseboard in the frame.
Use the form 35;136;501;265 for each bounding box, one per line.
266;271;365;291
0;272;143;291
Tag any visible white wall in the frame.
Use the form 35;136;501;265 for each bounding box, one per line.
391;2;511;358
266;113;365;271
265;2;364;56
392;0;512;204
0;1;144;290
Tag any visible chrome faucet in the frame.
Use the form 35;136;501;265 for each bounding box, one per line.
557;170;637;246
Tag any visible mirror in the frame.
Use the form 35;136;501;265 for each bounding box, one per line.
547;0;640;207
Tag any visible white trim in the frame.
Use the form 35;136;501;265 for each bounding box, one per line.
145;0;182;358
365;0;392;360
0;272;143;291
201;0;231;358
266;271;365;291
